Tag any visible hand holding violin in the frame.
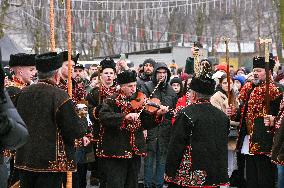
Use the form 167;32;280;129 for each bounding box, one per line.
156;105;169;116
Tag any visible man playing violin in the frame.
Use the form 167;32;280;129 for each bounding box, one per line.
97;70;168;188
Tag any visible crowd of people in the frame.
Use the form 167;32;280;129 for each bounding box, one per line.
1;48;284;188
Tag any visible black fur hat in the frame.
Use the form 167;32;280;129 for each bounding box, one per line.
35;52;63;73
99;58;116;72
9;53;36;67
190;76;216;95
60;51;80;64
253;54;275;71
117;70;137;85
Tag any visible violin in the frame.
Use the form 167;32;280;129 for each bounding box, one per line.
130;91;161;114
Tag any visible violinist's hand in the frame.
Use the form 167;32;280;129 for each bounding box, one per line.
82;136;91;146
125;113;139;122
264;115;275;127
157;105;169;116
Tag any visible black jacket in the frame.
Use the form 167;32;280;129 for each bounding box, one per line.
14;80;86;172
0;90;28;188
272;109;284;165
140;63;177;161
165;102;230;187
137;73;152;89
97;93;157;158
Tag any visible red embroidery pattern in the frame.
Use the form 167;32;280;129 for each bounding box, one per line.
239;82;281;128
165;146;206;187
99;84;116;100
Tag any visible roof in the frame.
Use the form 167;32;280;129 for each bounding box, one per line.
0;34;26;65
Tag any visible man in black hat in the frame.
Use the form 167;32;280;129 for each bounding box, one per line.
58;51;86;104
5;53;36;186
86;58;117;186
6;53;37;99
73;63;90;88
14;52;89;188
97;70;167;188
165;73;230;187
230;56;284;188
137;58;156;89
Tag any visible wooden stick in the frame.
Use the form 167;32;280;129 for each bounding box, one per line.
66;0;73;187
49;0;55;52
222;37;231;106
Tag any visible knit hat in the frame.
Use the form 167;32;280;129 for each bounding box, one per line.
143;58;156;67
233;75;246;86
170;77;182;86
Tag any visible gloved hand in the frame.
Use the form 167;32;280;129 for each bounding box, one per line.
0;64;6;104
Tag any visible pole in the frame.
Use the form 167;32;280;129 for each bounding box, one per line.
222;37;231;106
66;0;73;187
49;0;55;52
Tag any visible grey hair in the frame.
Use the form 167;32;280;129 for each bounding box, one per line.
38;70;58;80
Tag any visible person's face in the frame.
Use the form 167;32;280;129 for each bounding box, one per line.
156;68;167;82
171;83;181;94
101;68;115;86
253;68;266;85
90;76;98;88
73;68;84;81
89;66;98;75
144;63;154;75
234;80;242;90
121;82;137;98
221;78;233;92
61;61;75;78
237;70;245;76
19;66;37;84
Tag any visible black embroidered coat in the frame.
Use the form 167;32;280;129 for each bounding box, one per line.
14;81;86;172
165;102;230;187
97;93;157;158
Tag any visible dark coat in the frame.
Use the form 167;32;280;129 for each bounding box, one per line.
0;90;28;188
272;109;284;165
137;73;152;89
140;63;177;162
165;102;230;187
14;80;86;172
97;93;157;158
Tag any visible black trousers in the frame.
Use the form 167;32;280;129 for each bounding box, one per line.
100;156;141;188
245;154;276;188
19;170;64;188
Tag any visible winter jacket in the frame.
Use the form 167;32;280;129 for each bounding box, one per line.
140;63;177;162
0;90;28;188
